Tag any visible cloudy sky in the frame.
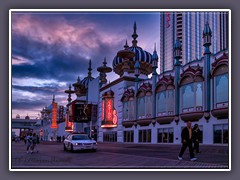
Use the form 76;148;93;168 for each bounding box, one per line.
11;10;160;119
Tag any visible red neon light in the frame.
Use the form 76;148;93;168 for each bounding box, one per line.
102;100;105;120
65;112;73;132
51;102;58;128
106;99;113;121
113;109;118;124
101;124;117;128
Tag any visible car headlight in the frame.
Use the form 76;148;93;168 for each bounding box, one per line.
93;142;97;145
75;143;83;145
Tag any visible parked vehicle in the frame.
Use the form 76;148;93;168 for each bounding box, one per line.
63;133;97;152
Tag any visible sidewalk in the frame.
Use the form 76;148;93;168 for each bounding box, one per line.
11;141;229;170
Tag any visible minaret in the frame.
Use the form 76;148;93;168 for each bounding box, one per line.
151;43;158;126
64;84;74;104
86;59;92;102
134;60;140;122
132;21;138;47
203;22;212;121
174;38;182;125
64;84;75;132
97;58;112;87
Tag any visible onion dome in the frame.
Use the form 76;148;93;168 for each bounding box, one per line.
81;60;95;88
25;114;30;119
113;22;153;76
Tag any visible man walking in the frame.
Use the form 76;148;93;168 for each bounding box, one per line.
178;121;197;161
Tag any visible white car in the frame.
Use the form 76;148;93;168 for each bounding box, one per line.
63;133;97;152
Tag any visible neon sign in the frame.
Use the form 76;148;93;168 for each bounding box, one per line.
113;109;118;124
101;90;118;128
65;110;73;132
51;102;58;128
106;99;113;121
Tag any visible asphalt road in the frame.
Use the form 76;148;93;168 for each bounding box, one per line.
10;141;229;170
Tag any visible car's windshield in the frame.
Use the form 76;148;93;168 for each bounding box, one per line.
72;135;90;140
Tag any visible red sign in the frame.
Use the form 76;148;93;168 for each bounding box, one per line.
106;99;113;121
113;109;118;124
65;112;73;132
51;102;58;128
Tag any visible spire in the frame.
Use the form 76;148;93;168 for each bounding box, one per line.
132;21;138;47
203;21;212;36
124;40;129;50
152;43;159;61
203;21;212;53
152;43;158;69
103;57;107;66
77;76;81;83
88;59;92;77
52;94;55;103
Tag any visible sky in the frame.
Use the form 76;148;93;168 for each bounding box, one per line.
11;10;160;119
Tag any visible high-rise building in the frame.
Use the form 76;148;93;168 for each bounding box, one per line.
160;11;229;73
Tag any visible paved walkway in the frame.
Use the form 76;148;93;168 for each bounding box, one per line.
10;141;230;170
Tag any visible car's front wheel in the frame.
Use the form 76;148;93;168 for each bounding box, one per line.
63;144;67;151
70;144;74;152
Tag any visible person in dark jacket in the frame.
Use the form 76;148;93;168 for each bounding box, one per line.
178;121;197;161
192;124;201;154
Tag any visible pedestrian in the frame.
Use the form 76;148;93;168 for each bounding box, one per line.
178;121;197;161
30;133;39;153
192;123;201;154
26;133;33;154
62;135;65;142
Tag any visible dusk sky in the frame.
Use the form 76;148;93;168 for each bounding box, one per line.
11;11;160;119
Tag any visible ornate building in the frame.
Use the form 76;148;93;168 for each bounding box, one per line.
95;22;228;145
62;18;229;145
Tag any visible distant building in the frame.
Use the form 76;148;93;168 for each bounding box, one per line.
160;11;229;73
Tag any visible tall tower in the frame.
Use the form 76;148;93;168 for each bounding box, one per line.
159;11;229;73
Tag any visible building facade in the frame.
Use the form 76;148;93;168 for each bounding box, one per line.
96;19;229;145
30;12;229;145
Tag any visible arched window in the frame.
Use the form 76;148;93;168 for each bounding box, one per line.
211;61;228;109
121;89;135;121
156;77;175;116
137;83;152;119
180;66;204;113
